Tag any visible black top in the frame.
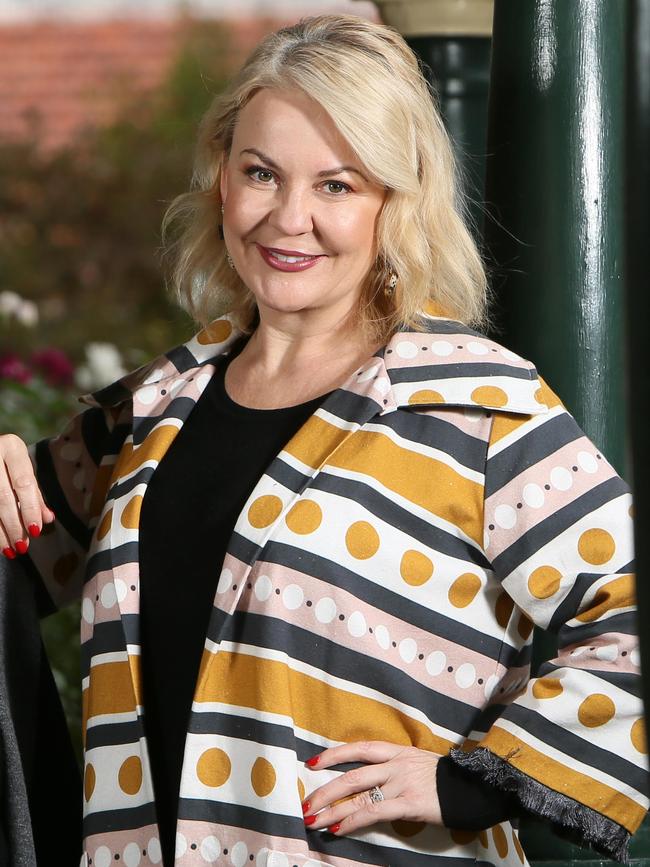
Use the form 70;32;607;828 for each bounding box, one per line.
139;345;514;867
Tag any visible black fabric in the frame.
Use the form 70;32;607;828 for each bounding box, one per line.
0;554;81;867
436;754;517;831
139;346;327;867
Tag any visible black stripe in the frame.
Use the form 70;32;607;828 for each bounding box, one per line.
81;616;139;674
212;611;483;736
372;410;488;474
389;362;534;385
485;413;584;497
83;803;157;837
549;571;607;632
244;542;514;665
85;718;143;751
85;540;139;578
413;319;482;338
132;394;197;443
166;343;205;372
538;662;642;696
320;390;382;425
502;703;648;794
80;406;112;465
558;610;639;646
310;472;492;569
492;477;630;578
35;439;91;549
265;459;315;496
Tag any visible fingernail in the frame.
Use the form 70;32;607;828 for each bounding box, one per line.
328;824;341;834
301;801;311;815
304;815;317;826
306;756;320;768
3;547;16;560
14;540;28;555
28;524;41;538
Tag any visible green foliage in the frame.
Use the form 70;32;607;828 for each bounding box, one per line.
0;18;233;757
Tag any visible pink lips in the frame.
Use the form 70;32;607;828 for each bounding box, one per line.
256;244;324;273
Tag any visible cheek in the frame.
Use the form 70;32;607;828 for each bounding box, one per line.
330;205;381;255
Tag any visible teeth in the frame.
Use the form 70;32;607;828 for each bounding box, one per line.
270;251;314;263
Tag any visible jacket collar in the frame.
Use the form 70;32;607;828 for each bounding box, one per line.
82;311;549;417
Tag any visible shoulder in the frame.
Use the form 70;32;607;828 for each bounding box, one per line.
79;315;242;409
384;314;553;416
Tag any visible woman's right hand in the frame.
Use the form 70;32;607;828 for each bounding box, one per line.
0;434;56;559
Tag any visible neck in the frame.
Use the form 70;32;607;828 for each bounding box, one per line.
240;303;377;377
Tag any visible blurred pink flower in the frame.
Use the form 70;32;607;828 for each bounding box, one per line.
0;352;32;384
30;348;75;387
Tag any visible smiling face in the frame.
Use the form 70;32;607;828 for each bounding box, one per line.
219;87;387;330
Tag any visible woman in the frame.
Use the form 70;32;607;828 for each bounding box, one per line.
0;14;646;867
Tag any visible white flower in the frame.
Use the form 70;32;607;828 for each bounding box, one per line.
14;300;38;327
0;291;23;317
76;342;127;390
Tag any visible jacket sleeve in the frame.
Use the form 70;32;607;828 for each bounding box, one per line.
451;378;648;862
27;399;131;613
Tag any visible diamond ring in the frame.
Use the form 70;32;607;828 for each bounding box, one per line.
369;785;384;804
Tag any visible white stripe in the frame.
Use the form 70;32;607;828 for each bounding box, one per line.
488;404;566;458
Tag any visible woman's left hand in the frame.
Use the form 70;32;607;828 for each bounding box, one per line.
302;741;443;835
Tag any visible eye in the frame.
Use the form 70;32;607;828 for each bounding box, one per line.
246;166;276;184
323;180;351;195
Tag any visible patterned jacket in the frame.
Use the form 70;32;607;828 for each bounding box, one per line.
28;312;647;867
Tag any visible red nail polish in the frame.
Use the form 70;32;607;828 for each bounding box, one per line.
306;756;320;768
3;547;16;560
14;540;28;555
28;524;41;538
328;824;341;834
301;801;311;815
304;815;317;826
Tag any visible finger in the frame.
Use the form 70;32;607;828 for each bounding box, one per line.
1;516;17;558
37;489;56;530
0;461;29;554
305;765;388;824
306;740;405;771
3;439;42;543
330;796;407;836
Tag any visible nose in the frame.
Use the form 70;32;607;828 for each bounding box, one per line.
267;185;314;236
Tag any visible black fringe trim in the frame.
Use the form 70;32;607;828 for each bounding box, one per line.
451;747;631;863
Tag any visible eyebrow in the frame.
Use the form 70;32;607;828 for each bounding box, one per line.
239;148;368;181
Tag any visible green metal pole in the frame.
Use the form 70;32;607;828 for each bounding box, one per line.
406;36;491;232
485;1;636;862
624;2;650;859
485;0;627;477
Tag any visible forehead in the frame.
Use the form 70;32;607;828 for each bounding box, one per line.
231;87;362;169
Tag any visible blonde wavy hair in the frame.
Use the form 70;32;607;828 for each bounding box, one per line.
162;14;488;342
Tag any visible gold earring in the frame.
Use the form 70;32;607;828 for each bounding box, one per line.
220;203;235;269
384;270;398;297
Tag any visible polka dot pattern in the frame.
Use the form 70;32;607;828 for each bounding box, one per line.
578;694;616;727
248;495;283;529
285;500;322;535
345;521;380;559
197;748;232;787
118;756;142;795
532;677;563;699
197;319;233;345
471;386;508;408
400;550;434;586
121;495;143;530
408;389;445;404
250;757;276;797
84;763;96;801
528;565;562;599
448;573;482;608
631;718;647;754
578;529;616;565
